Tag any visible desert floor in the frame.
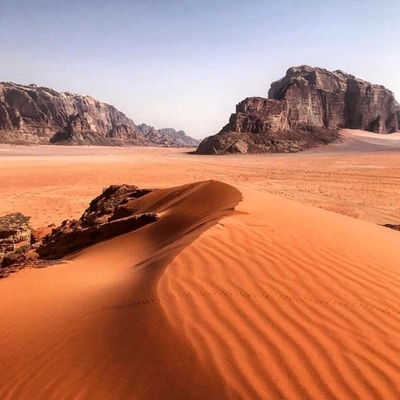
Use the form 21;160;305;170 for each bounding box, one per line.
0;130;400;399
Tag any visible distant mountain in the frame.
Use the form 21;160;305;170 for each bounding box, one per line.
136;124;199;147
0;82;198;147
196;66;400;154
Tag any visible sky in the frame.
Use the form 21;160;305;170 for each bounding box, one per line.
1;0;399;139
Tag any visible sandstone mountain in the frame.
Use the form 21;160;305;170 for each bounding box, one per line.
0;82;198;147
196;66;400;154
136;124;200;147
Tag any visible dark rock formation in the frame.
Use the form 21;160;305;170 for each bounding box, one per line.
196;125;339;155
0;82;198;147
196;66;400;154
0;213;31;267
79;184;153;226
36;184;158;259
383;224;400;232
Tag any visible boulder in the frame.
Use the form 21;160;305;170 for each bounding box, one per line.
1;253;23;268
0;212;31;266
228;140;248;154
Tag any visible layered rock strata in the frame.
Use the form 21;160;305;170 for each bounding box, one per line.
196;66;400;154
0;82;198;147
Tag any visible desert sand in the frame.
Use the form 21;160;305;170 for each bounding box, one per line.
0;130;400;399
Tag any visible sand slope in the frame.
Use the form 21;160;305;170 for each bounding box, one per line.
1;179;400;399
160;186;400;399
0;181;241;399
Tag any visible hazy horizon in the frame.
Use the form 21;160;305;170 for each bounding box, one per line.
2;0;399;139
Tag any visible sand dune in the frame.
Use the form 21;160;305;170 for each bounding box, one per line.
160;186;400;399
314;129;400;154
0;181;242;399
1;144;400;399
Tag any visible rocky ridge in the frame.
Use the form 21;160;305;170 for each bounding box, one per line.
0;82;198;147
196;66;400;154
136;124;199;147
36;184;158;259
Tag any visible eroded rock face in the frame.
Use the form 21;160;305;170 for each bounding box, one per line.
0;82;147;145
0;82;198;147
36;185;158;259
268;66;399;133
196;66;400;154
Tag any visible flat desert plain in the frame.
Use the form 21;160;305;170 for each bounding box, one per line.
0;129;400;399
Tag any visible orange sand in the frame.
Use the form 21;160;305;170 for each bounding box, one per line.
1;132;400;399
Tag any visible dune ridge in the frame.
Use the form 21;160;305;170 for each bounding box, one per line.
0;181;242;399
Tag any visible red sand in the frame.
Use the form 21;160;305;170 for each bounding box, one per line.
1;132;400;399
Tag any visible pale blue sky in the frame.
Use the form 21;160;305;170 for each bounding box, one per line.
1;0;399;138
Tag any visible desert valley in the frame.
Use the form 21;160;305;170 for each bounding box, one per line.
1;65;400;399
1;129;400;399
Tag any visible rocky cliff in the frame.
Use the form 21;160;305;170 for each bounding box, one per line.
0;82;198;147
196;66;400;154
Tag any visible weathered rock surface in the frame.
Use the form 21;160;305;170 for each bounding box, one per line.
37;184;158;259
0;213;31;267
196;66;400;154
268;66;400;132
0;82;198;147
196;124;340;155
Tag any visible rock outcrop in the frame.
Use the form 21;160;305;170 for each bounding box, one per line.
0;82;198;147
196;124;339;154
383;224;400;232
0;213;31;267
196;66;400;154
37;185;158;259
